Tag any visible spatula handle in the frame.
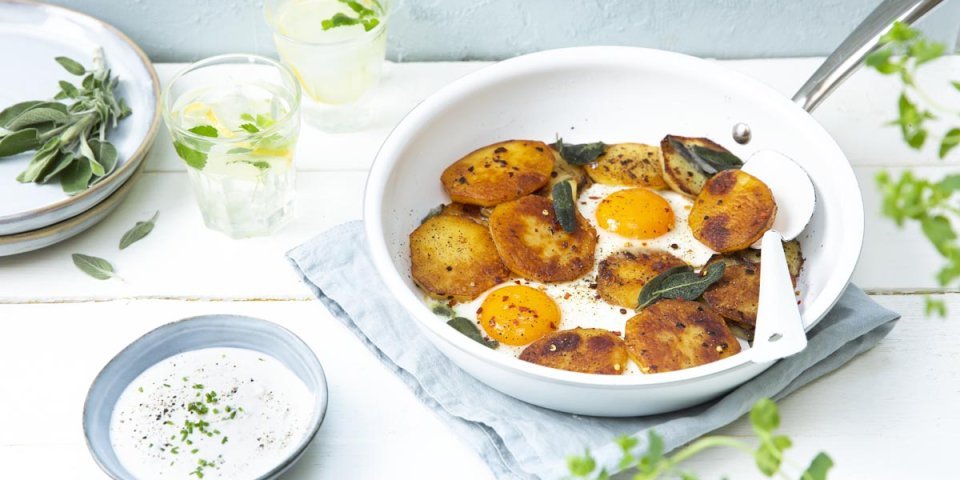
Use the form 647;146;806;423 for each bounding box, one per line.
751;230;808;363
793;0;943;112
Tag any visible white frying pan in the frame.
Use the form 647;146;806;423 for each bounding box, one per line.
364;0;941;416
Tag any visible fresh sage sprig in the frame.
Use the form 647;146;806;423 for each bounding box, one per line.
567;398;833;480
0;50;130;194
636;263;725;310
119;211;159;250
72;253;118;280
321;0;381;31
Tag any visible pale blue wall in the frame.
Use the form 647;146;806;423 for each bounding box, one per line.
45;0;960;62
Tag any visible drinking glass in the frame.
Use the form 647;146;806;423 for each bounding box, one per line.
161;54;301;238
264;0;388;132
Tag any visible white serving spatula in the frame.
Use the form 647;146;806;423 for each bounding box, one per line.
741;151;816;363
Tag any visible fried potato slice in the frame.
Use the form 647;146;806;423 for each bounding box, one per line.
624;298;741;373
689;169;777;253
585;143;667;189
702;257;760;328
410;214;510;302
783;239;804;278
660;135;722;196
597;250;687;308
519;328;629;375
488;195;598;282
441;140;555;207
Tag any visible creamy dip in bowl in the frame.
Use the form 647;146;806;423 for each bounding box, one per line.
84;315;327;480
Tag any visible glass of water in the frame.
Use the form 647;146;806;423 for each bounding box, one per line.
161;54;301;238
264;0;388;132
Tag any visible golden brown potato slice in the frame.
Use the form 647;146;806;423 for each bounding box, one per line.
597;250;687;308
441;140;555;207
689;169;777;253
410;214;510;302
624;298;741;373
488;195;597;283
660;135;722;196
702;257;760;328
520;328;630;375
585;143;667;189
783;239;804;278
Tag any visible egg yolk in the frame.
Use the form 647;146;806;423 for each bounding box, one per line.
478;285;560;346
595;188;675;239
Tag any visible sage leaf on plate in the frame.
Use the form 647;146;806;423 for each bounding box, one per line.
690;145;743;172
60;157;93;195
0;101;44;127
551;180;577;233
119;211;159;250
89;139;118;177
448;317;499;349
55;56;86;75
16;137;61;183
0;128;41;157
431;303;455;318
636;262;726;310
72;253;116;280
551;138;607;165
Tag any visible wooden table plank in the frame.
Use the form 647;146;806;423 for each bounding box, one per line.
0;294;954;479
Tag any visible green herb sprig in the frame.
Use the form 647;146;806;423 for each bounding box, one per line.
636;263;725;310
567;398;833;480
0;51;130;194
321;0;382;32
866;22;960;309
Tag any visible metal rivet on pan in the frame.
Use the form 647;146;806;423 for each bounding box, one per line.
732;122;751;144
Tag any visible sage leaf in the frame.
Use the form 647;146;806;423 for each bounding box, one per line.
56;56;86;75
60;157;93;195
636;262;726;310
80;133;105;176
0;101;43;127
690;145;743;172
90;139;118;177
6;105;70;130
58;80;79;98
552;180;577;232
447;317;498;349
551;138;606;165
801;453;833;480
16;138;61;183
0;129;40;157
40;152;75;184
174;141;207;170
189;125;218;138
72;253;116;280
119;211;159;250
431;303;455;318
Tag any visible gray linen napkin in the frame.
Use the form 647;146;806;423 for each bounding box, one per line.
288;221;900;479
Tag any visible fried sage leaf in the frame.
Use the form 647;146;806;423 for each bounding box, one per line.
552;180;577;233
448;317;499;349
72;253;116;280
636;262;726;310
119;211;159;250
551;138;606;166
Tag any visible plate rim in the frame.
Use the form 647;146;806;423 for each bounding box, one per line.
0;0;161;230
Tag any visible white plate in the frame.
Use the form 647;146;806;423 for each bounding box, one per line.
0;1;160;235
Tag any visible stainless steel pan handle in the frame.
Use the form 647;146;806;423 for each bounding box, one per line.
793;0;944;112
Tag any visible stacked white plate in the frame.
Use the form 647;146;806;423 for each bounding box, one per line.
0;1;160;256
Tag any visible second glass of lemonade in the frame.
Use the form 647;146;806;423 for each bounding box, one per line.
162;54;301;238
264;0;388;132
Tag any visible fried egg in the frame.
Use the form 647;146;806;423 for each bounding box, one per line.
578;183;716;268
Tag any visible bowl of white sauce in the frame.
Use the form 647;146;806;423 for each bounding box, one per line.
83;314;327;480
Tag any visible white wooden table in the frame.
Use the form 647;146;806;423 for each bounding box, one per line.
1;58;958;479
